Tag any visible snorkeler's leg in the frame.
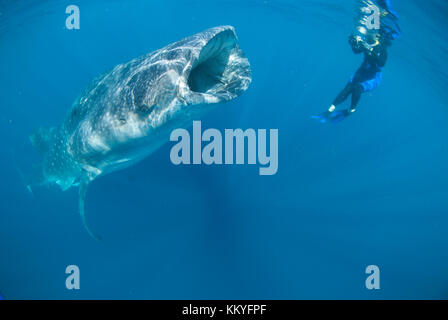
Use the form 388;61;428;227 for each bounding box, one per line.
350;83;363;112
330;83;353;111
312;82;358;123
321;83;362;122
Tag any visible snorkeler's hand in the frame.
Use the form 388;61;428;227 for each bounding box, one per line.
361;41;374;53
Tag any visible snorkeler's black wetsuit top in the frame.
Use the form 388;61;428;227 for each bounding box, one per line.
352;45;388;83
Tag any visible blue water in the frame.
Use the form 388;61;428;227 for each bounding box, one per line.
1;0;448;300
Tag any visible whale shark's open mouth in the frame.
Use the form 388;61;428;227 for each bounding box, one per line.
186;27;251;102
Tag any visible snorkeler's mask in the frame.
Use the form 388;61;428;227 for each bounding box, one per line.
349;26;380;52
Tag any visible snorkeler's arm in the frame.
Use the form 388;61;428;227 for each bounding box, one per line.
348;35;364;54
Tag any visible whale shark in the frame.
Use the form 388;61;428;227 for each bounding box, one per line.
30;26;251;239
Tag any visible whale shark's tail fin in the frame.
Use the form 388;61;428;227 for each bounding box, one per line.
79;180;102;241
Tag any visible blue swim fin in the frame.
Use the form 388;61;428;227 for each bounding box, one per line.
311;111;333;123
329;110;351;123
311;109;351;124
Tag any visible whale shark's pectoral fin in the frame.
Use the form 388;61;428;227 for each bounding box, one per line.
79;180;102;240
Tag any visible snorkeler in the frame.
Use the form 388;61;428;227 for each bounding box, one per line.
312;32;387;123
312;0;400;123
312;33;387;123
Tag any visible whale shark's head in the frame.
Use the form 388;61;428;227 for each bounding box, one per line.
180;26;252;105
125;25;252;131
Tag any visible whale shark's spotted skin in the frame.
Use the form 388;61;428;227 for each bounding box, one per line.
30;26;251;238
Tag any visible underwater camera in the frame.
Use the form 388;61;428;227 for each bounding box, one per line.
349;25;380;52
349;34;364;52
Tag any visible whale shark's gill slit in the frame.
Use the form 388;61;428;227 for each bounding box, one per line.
136;104;156;118
79;181;102;240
